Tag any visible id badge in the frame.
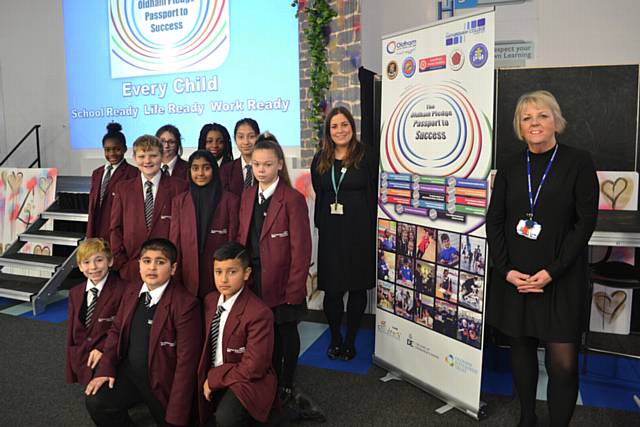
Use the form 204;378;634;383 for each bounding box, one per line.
516;219;542;240
330;203;344;215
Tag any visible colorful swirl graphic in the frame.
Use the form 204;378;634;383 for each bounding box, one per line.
382;80;491;179
109;0;229;77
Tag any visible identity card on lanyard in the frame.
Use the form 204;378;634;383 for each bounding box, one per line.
331;163;347;215
516;144;558;240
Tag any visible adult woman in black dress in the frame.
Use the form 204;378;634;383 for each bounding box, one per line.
311;106;378;360
486;90;598;427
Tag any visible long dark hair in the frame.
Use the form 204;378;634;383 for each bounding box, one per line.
253;132;291;187
316;106;364;174
155;124;183;157
198;123;233;164
103;122;126;147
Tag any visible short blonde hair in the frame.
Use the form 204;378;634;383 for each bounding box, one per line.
132;134;163;156
76;238;113;264
512;90;567;141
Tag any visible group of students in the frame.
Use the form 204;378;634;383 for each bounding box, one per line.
67;107;377;426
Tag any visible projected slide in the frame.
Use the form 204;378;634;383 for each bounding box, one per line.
63;0;300;148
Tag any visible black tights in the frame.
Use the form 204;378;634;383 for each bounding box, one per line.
273;321;300;389
510;336;579;427
323;290;368;347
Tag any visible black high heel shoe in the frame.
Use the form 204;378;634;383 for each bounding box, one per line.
341;345;356;361
327;344;342;360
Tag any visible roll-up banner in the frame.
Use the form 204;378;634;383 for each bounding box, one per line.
374;9;494;419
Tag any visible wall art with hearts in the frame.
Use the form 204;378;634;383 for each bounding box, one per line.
588;171;637;334
0;168;57;256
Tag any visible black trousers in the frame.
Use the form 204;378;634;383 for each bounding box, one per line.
85;368;167;427
204;388;282;427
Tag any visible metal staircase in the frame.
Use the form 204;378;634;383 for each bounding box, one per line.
0;176;90;314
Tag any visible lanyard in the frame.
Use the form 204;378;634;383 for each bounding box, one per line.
526;144;558;218
331;162;347;203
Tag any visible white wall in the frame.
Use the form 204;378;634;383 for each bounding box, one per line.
0;0;72;171
362;0;640;73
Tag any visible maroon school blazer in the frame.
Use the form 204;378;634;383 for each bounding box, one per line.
197;289;277;424
86;161;139;240
219;158;246;197
96;281;202;426
110;174;188;283
65;272;127;385
237;181;312;308
171;157;189;181
169;190;239;298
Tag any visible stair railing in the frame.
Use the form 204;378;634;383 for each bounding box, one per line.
0;124;42;168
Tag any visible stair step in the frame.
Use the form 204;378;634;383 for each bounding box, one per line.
0;273;48;301
0;253;66;270
20;230;85;246
41;208;88;222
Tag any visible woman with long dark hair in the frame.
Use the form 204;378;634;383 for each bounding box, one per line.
311;106;378;360
197;122;234;167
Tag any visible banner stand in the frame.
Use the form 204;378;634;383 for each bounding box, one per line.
374;8;495;421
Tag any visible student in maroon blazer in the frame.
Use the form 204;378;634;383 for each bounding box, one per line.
110;135;188;283
198;242;277;426
156;124;189;180
219;118;260;196
66;239;126;386
237;134;312;408
86;123;138;240
85;239;202;427
170;150;239;298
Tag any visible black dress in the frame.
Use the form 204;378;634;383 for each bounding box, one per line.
486;143;598;342
311;147;378;292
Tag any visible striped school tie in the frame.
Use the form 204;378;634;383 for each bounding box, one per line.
99;165;113;205
243;165;253;189
161;164;169;176
209;305;226;367
144;181;153;229
141;291;152;308
85;287;99;328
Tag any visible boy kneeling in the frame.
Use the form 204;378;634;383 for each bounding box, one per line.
85;238;201;427
198;242;277;426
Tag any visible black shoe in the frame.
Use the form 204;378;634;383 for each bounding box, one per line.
326;344;341;360
341;345;356;361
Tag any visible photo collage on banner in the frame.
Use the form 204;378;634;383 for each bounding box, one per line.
377;220;486;349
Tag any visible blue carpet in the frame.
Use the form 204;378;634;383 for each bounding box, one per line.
580;353;640;412
298;325;374;375
19;298;68;323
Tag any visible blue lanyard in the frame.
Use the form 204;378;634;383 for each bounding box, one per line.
526;144;558;218
331;162;347;202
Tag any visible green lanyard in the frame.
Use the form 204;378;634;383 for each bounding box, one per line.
331;162;347;204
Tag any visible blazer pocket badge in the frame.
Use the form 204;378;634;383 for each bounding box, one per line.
270;231;289;238
160;215;171;220
226;346;246;354
97;316;115;323
160;341;176;347
210;228;228;235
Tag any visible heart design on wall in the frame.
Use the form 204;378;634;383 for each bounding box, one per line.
601;177;633;210
7;172;24;193
594;290;627;323
38;176;54;195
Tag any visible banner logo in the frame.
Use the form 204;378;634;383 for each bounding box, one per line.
445;354;455;367
387;39;417;55
402;57;416;78
386;61;399;80
419;55;446;72
108;0;230;78
469;43;488;68
450;50;464;71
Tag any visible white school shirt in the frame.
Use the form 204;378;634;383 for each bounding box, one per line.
162;155;178;176
85;274;109;306
140;172;161;201
138;281;169;307
213;287;244;367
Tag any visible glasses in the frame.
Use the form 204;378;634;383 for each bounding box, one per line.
161;139;177;146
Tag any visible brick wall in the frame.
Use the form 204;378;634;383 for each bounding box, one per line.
298;0;362;167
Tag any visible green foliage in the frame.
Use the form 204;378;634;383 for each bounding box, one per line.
295;0;337;147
